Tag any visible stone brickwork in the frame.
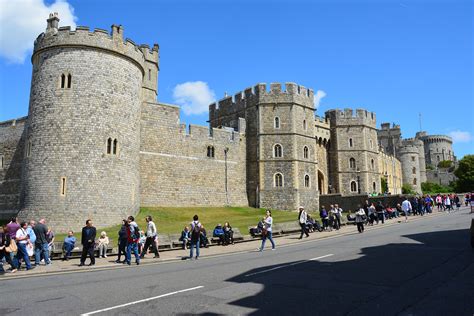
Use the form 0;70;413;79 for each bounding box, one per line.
398;139;422;193
139;102;248;207
416;132;455;166
378;150;402;194
326;109;381;195
315;116;330;194
0;118;27;218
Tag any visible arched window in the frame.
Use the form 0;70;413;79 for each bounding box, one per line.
274;173;283;187
349;138;353;147
303;119;307;130
369;139;373;149
107;138;112;154
371;159;375;170
304;175;310;188
349;157;356;169
350;181;357;192
274;144;283;158
67;73;72;88
413;178;417;185
303;146;309;159
207;146;215;158
373;182;376;192
412;167;416;174
113;139;118;155
61;74;66;88
274;117;280;129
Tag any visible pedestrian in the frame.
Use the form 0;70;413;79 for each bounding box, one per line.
141;215;160;258
189;215;202;259
0;226;18;273
401;197;412;222
258;209;275;251
355;205;366;233
79;219;96;266
444;195;452;212
320;206;329;230
97;231;109;258
33;218;51;266
6;217;20;240
125;216;140;265
334;204;343;229
115;219;128;264
62;231;76;261
367;203;377;225
46;227;55;260
16;221;34;270
26;220;37;245
298;206;309;239
179;226;190;249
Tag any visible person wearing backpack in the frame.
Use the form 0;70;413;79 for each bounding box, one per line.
189;215;202;260
298;206;309;239
125;216;140;266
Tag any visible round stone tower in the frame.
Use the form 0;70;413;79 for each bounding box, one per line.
398;139;422;194
417;133;454;167
325;109;380;195
18;14;158;231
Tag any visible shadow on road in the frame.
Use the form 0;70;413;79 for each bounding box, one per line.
219;229;474;315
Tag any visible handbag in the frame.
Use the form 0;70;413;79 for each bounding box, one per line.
5;239;18;253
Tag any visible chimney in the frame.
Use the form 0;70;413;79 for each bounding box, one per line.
46;12;60;35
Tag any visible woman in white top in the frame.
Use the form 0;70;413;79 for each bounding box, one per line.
258;210;276;251
15;221;34;270
355;206;366;233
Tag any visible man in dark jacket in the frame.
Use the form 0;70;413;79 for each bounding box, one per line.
79;219;96;266
33;218;51;266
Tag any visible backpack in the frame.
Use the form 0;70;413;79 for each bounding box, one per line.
131;224;140;240
191;221;201;238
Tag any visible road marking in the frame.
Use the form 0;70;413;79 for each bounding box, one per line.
81;285;204;315
244;254;334;277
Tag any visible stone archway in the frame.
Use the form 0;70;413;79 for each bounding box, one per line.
318;170;325;194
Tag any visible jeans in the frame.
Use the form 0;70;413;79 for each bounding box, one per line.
260;231;275;250
63;243;74;259
16;242;32;269
189;239;200;258
126;242;140;264
35;242;50;265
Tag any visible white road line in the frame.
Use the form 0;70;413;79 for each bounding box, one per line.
81;285;204;315
244;254;334;277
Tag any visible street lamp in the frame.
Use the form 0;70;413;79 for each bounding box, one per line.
224;147;229;206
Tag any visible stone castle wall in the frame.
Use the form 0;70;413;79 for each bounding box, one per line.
398;140;422;193
0;118;27;219
139;102;248;207
315;116;330;194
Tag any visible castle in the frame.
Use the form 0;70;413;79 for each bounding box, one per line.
0;16;455;231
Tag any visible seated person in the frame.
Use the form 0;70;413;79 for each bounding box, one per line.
305;214;315;232
249;218;265;237
62;230;76;261
200;225;209;248
179;226;190;249
213;224;225;245
385;207;395;219
97;231;109;258
223;222;234;245
346;211;356;222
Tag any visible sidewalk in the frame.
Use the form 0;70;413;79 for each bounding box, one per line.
0;209;454;280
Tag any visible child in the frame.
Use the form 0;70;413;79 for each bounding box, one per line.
62;231;76;261
97;231;109;258
138;231;146;254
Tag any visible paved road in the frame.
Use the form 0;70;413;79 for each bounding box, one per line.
1;210;473;315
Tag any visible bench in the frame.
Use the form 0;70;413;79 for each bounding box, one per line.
50;240;114;260
157;234;172;250
278;221;301;234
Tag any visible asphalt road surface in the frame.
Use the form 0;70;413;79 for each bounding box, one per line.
1;210;473;316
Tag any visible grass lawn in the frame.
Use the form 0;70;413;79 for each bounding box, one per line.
55;206;302;245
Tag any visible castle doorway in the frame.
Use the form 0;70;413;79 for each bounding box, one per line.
318;170;325;194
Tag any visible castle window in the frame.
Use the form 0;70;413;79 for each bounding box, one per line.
274;117;280;129
60;74;66;88
349;157;356;169
437;155;440;162
413;178;417;185
369;139;373;149
0;155;4;169
148;69;151;81
207;146;215;158
67;74;72;88
274;173;284;187
113;139;118;155
371;159;375;170
373;182;376;192
107;138;112;154
304;175;310;188
349;138;353;148
350;181;357;192
303;119;307;130
303;146;309;159
26;141;32;158
411;156;415;162
60;177;67;196
274;144;283;158
412;167;416;174
60;73;72;89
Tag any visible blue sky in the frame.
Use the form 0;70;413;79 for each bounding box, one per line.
0;0;472;158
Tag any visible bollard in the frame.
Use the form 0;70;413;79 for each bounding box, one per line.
471;219;474;248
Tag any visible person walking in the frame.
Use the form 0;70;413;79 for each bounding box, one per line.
115;220;128;264
298;206;309;239
376;202;385;224
334;204;343;230
401;197;412;222
79;219;96;266
189;215;202;260
6;217;20;240
125;216;140;265
258;209;275;251
15;221;34;271
33;218;51;266
320;206;329;231
355;205;366;233
0;226;18;273
141;216;160;258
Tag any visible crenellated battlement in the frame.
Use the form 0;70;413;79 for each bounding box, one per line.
209;82;315;122
33;17;159;74
0;116;28;128
325;108;377;128
314;115;330;128
418;135;452;143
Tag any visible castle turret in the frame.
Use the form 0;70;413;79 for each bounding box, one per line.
398;139;422;194
19;15;159;231
326;109;380;195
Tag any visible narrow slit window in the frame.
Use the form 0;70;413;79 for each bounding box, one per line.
274;117;280;129
61;74;66;88
67;74;72;88
107;138;112;154
60;177;67;196
274;144;283;158
350;181;357;192
113;139;118;155
304;175;310;188
349;138;353;147
303;146;309;159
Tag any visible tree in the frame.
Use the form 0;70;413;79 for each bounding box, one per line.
381;177;388;193
421;182;453;194
438;160;452;168
454;155;474;192
402;183;415;194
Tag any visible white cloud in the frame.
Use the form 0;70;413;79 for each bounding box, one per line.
0;0;77;63
314;90;327;108
173;81;216;115
448;130;472;143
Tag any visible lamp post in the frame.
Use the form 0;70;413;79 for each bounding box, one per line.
224;147;229;206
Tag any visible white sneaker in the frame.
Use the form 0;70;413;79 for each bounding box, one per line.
104;255;107;258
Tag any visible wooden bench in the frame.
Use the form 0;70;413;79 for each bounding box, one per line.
50;240;114;260
157;234;172;250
